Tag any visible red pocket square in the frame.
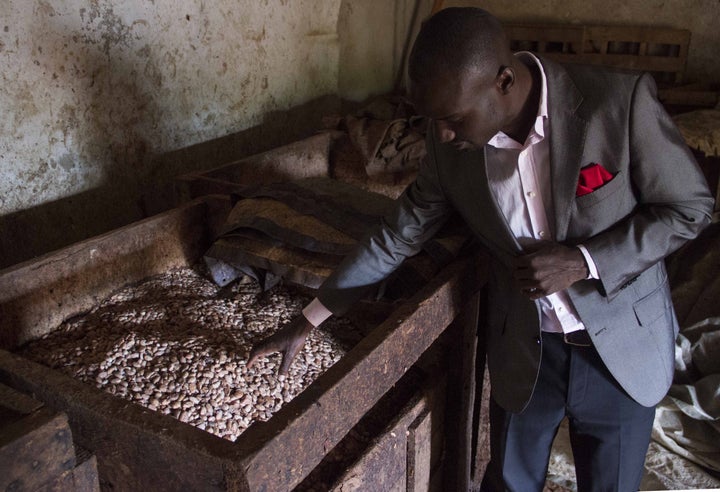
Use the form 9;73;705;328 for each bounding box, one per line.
576;163;614;197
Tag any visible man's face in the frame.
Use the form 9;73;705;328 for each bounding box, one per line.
409;69;507;151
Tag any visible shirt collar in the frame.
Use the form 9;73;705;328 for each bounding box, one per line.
487;51;548;149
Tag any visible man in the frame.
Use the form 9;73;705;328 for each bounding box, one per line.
249;7;714;491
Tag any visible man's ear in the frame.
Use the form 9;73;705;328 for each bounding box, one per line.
496;66;515;94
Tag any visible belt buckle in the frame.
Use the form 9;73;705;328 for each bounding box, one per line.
564;330;592;347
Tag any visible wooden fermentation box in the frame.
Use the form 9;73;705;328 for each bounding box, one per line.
174;133;336;202
0;195;487;491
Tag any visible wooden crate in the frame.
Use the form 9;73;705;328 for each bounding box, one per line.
505;23;690;85
0;383;100;492
0;195;486;491
503;22;720;108
175;133;336;203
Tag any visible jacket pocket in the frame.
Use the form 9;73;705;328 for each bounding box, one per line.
575;170;623;208
632;280;669;326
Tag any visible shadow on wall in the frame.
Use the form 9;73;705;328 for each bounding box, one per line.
0;95;341;271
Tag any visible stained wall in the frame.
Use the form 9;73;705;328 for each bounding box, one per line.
2;0;718;268
0;0;341;268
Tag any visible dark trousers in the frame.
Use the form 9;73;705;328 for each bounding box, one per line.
481;332;656;492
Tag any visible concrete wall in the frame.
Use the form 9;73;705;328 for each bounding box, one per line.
0;0;341;268
1;0;717;269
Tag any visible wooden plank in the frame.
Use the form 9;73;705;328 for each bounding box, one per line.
675;34;690;84
0;349;239;491
659;88;719;108
504;23;690;81
175;175;241;204
70;453;100;492
236;256;487;491
585;25;690;46
176;133;331;191
0;408;76;491
504;24;585;45
0;196;231;350
538;52;687;73
440;292;481;491
36;453;100;492
327;395;426;491
0;382;43;417
407;408;432;492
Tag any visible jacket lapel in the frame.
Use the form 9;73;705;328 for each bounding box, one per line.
446;145;522;257
541;58;588;243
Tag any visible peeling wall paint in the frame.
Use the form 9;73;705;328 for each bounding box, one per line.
337;0;398;102
0;0;340;219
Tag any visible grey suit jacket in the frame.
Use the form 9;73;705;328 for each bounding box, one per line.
318;57;714;412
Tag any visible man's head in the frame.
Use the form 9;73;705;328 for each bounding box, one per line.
408;8;526;150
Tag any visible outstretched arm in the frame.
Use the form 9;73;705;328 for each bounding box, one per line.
248;136;453;372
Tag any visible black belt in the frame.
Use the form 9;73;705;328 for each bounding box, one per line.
563;330;592;347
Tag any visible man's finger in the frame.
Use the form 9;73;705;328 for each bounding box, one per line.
278;352;293;375
247;344;275;368
278;342;303;375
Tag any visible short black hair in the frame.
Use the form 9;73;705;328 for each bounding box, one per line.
408;7;510;84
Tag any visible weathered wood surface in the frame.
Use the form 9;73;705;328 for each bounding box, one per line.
0;381;43;420
234;256;487;490
325;367;444;492
0;186;487;490
327;392;422;491
0;255;485;491
0;350;240;491
35;452;100;492
0;383;100;492
407;408;433;492
504;23;690;84
175;133;333;203
0;196;232;350
442;291;482;491
0;407;75;491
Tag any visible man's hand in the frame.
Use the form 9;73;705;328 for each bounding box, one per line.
512;242;589;300
247;315;314;375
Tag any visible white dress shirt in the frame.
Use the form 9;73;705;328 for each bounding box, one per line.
303;52;599;331
485;52;595;334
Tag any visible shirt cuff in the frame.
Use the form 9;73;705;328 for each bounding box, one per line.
302;297;333;327
577;244;599;280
